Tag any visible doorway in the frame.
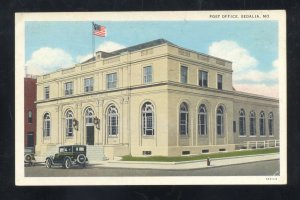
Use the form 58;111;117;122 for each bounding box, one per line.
86;125;94;145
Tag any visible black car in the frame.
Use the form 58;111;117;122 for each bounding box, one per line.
45;145;88;169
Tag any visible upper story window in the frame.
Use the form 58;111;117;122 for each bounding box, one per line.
84;78;94;92
268;112;274;136
259;111;265;136
43;113;50;137
143;66;152;83
44;86;49;99
28;111;32;123
142;102;155;136
65;82;73;96
199;70;208;87
217;74;223;90
250;111;256;136
239;109;246;136
107;73;117;89
216;106;224;136
179;102;189;135
181;66;188;84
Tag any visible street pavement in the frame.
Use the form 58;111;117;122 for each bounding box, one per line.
25;159;279;177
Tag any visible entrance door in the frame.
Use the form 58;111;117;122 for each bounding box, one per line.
86;126;94;145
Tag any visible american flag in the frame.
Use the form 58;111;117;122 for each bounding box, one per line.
93;22;106;37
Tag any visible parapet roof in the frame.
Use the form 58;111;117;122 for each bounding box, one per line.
81;38;231;64
82;39;173;64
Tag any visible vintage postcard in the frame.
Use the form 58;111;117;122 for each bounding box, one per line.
15;11;286;185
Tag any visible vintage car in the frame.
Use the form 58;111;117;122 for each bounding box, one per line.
24;147;36;166
45;145;88;169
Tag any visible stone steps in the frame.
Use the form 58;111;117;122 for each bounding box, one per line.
86;145;107;161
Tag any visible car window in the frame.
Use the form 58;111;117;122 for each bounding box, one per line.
59;148;64;153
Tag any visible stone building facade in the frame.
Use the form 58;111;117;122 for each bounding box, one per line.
35;39;279;159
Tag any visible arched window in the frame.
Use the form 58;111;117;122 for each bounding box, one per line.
239;109;246;136
268;112;274;136
142;102;155;136
107;105;118;136
179;102;189;135
43;113;50;137
216;106;224;136
65;110;74;137
198;104;207;135
250;111;256;136
259;111;265;136
85;107;94;125
28;110;32;123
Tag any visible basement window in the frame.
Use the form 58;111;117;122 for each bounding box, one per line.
202;149;209;153
143;151;152;156
219;148;226;152
182;151;190;155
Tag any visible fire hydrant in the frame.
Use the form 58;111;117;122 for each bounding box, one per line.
207;157;211;166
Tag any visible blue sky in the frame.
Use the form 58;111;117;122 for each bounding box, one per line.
25;20;279;97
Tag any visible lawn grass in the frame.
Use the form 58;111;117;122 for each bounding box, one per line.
121;148;279;162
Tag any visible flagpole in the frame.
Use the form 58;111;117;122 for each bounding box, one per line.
92;22;95;58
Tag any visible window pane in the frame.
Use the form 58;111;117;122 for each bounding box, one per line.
181;66;187;83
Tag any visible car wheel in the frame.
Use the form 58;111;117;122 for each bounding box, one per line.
24;154;32;163
45;158;52;168
77;154;86;164
64;158;72;169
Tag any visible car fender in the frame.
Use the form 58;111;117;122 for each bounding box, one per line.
45;156;54;165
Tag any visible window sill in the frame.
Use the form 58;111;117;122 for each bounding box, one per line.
259;135;266;137
142;135;155;138
269;135;274;137
249;135;257;137
65;136;74;139
239;135;247;137
108;135;118;138
198;134;208;137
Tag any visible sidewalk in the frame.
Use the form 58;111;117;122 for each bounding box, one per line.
89;153;279;170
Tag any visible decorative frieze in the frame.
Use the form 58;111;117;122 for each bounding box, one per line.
141;48;153;56
216;59;226;66
178;49;190;57
103;56;120;64
62;67;75;74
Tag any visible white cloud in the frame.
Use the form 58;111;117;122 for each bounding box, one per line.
76;41;126;63
208;40;258;72
234;83;279;98
26;47;74;75
96;41;125;52
208;40;279;97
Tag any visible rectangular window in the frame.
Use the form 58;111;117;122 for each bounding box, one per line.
64;82;73;96
143;66;152;83
44;86;49;99
217;74;223;90
84;78;94;92
106;73;117;89
199;70;208;87
28;111;32;123
233;121;236;133
217;115;223;136
181;66;188;84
